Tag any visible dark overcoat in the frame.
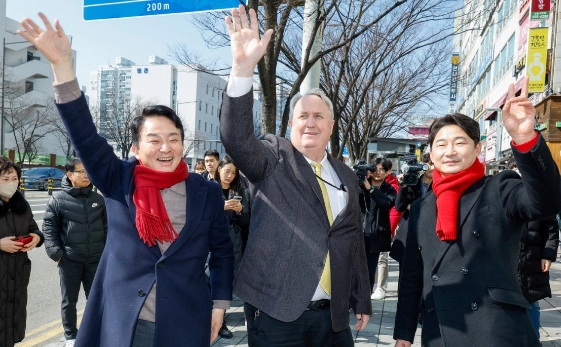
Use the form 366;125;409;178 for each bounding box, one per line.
394;135;561;347
220;90;372;332
56;94;234;347
0;191;44;347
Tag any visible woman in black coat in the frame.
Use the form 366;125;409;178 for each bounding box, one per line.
0;157;44;346
518;216;559;338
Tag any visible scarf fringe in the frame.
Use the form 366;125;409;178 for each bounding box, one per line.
136;210;179;247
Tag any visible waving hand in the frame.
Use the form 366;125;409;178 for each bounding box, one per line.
502;76;537;144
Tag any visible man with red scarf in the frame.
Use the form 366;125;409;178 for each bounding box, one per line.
18;14;234;347
393;76;561;347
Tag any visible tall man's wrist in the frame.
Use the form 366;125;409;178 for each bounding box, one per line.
51;59;76;85
231;62;255;78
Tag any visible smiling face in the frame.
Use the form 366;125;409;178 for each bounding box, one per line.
430;125;482;176
131;116;184;172
289;95;335;162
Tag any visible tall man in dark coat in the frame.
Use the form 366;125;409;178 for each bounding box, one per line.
393;77;561;347
220;5;372;346
18;13;233;347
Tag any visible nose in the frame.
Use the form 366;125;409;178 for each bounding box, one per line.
444;143;456;156
160;141;171;152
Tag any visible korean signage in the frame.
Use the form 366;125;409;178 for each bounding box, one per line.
449;53;460;102
526;27;548;93
530;0;550;20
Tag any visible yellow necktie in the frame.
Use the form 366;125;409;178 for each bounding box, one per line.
311;163;332;296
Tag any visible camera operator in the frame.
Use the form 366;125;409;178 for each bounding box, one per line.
359;158;396;293
390;153;433;265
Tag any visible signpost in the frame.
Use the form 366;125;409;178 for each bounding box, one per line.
84;0;245;21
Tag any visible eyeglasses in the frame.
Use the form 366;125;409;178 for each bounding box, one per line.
73;170;87;175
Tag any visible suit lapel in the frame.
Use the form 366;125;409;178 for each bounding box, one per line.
431;177;488;271
326;156;350;228
162;177;206;258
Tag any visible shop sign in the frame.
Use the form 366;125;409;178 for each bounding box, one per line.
526;27;549;93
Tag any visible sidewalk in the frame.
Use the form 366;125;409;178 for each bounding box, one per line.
213;251;561;347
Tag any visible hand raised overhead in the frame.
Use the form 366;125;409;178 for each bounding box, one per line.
18;13;75;84
502;76;537;144
224;5;273;78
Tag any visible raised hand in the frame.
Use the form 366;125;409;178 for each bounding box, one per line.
502;76;537;144
18;13;75;84
224;5;273;78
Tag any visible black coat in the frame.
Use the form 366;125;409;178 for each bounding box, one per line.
0;191;44;347
360;180;396;253
43;176;107;263
221;186;250;279
394;135;560;347
518;216;559;303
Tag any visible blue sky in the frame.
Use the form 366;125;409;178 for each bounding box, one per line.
7;0;232;91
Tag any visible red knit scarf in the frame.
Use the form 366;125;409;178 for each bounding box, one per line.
432;159;484;241
133;161;188;247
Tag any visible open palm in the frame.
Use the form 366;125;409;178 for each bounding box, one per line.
502;76;536;144
18;13;72;66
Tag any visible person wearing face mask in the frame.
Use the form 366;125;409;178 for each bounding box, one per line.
0;157;44;347
42;159;108;347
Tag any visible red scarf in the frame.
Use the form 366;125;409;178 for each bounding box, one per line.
133;161;189;247
432;159;484;241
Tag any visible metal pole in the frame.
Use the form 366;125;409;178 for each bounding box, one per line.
300;0;324;94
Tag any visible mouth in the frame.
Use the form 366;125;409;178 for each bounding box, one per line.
157;157;173;163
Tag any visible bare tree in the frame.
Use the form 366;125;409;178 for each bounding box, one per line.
51;116;75;160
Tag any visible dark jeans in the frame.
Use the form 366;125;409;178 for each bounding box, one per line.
364;235;380;292
244;303;353;347
131;319;155;347
58;258;98;340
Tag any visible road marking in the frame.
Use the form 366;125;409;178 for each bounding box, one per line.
16;310;84;347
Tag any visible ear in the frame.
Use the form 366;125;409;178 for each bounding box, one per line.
475;141;482;155
66;172;72;180
131;143;140;159
288;120;292;129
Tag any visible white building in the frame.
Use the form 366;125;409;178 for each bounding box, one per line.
1;10;78;164
89;60;263;166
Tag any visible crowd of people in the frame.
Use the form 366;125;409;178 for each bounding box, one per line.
0;4;557;347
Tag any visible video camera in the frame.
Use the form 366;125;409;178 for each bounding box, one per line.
353;159;375;182
401;157;429;186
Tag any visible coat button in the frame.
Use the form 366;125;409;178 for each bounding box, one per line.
418;245;422;251
157;262;164;268
472;230;480;237
461;267;469;275
427;308;434;313
138;290;146;297
470;302;478;311
317;261;323;267
431;274;439;281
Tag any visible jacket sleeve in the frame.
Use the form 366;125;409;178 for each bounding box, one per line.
540;216;559;261
395;185;415;213
369;184;396;211
350;212;373;316
101;200;108;242
235;187;251;227
393;202;423;343
42;196;64;261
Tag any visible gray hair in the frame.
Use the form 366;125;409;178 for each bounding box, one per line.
289;88;334;120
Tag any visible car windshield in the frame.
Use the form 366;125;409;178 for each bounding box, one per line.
24;168;50;175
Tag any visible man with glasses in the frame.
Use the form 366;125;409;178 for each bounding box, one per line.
360;158;396;293
43;159;107;347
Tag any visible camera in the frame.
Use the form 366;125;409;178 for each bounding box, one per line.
353;159;375;182
401;158;429;186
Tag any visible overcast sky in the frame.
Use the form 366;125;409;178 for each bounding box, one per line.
6;0;232;92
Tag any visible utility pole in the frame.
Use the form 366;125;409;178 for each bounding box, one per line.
300;0;324;94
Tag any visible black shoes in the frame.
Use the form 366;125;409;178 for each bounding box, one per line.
218;322;233;339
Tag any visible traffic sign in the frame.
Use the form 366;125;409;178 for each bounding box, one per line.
84;0;246;21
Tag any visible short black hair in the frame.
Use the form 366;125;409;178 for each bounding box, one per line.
421;152;432;164
428;113;480;147
204;149;220;160
65;158;82;173
506;157;517;170
216;155;242;192
0;157;21;179
130;105;184;147
374;158;392;171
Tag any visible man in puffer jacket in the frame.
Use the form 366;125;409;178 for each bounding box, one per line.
42;159;107;347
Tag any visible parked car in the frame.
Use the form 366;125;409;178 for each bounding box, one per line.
22;167;65;191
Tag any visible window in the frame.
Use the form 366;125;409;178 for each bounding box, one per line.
206;103;208;113
212;89;214;97
198;120;201;130
206;85;209;94
205;122;207;132
211;106;214;116
493;34;515;84
211;124;213;134
25;81;34;93
199;101;202;111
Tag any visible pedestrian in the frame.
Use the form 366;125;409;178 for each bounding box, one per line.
214;155;251;339
0;156;44;347
42;159;108;347
202;150;219;181
393;76;561;347
193;160;206;175
220;6;372;346
359;158;396;298
18;14;234;347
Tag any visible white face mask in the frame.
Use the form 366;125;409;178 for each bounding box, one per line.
0;181;19;199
